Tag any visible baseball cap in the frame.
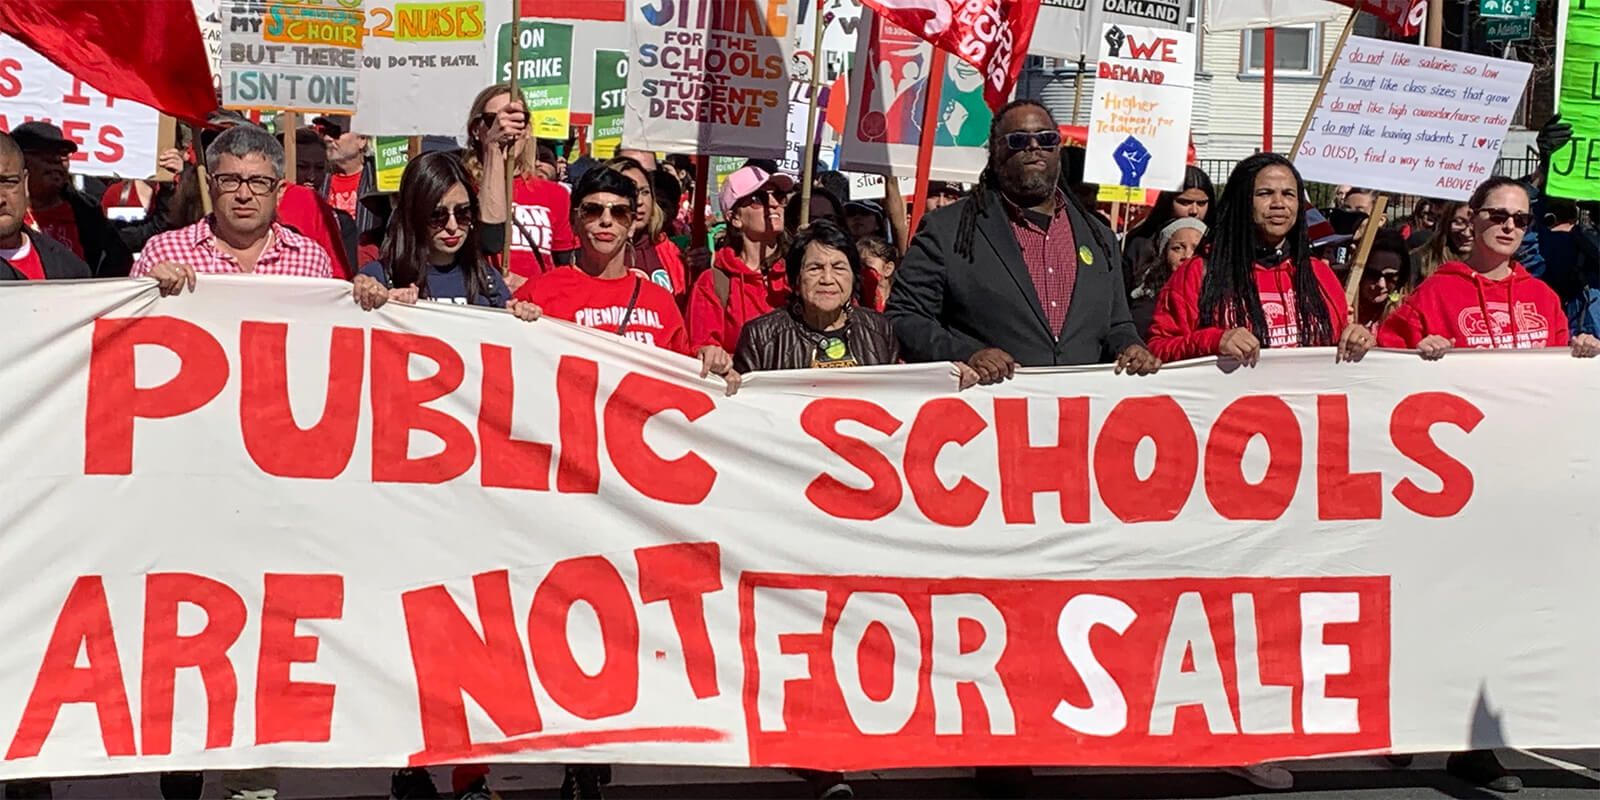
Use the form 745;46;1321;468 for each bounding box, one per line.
719;166;795;215
11;122;78;155
311;114;353;138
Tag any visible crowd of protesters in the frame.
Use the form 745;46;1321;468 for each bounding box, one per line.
2;87;1599;800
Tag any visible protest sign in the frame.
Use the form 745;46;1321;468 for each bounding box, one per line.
1548;0;1598;200
791;0;862;83
354;0;492;135
221;0;365;114
782;82;833;176
839;11;989;182
624;0;795;157
1032;0;1184;59
374;135;410;191
194;0;224;92
857;0;1040;110
592;50;628;159
1293;36;1530;201
0;36;158;177
1083;24;1196;192
1;277;1599;778
497;21;574;140
482;3;625;117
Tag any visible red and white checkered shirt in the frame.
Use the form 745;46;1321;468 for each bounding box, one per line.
131;218;333;279
1005;189;1079;336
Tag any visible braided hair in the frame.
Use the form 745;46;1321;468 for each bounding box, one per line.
953;99;1117;267
1196;152;1334;347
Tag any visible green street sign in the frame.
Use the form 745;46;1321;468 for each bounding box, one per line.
1484;16;1533;40
1479;0;1534;18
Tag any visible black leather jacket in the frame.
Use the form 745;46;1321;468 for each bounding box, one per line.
733;305;900;372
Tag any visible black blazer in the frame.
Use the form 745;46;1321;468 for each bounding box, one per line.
0;229;92;281
886;192;1142;367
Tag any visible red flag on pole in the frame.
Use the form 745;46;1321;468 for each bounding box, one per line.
858;0;1043;111
1330;0;1425;36
0;0;216;124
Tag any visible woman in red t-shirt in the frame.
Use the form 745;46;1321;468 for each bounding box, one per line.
605;155;689;308
514;167;741;395
1147;153;1375;365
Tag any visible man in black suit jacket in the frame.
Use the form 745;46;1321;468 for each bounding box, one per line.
888;100;1159;383
0;132;91;281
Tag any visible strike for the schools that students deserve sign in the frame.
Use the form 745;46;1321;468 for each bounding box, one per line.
624;0;795;157
1083;24;1196;192
0;36;158;177
1293;37;1530;201
2;277;1600;779
354;0;493;136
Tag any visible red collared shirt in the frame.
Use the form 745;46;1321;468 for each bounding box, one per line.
131;218;334;279
1005;190;1079;335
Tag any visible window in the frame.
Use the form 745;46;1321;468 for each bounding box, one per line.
1241;24;1321;76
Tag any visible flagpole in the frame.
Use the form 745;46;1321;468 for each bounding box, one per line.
798;0;827;227
1071;56;1085;126
1262;27;1275;151
1290;3;1362;161
503;0;521;272
282;111;298;185
1342;194;1388;319
190;124;212;216
909;48;948;235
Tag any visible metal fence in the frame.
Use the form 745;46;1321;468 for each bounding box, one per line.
1190;156;1544;219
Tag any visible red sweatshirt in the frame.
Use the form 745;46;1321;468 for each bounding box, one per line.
1376;260;1569;350
1147;254;1348;362
687;247;790;351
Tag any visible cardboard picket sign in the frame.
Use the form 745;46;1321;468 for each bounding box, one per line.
0;36;158;177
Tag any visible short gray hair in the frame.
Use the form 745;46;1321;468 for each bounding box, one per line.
205;125;285;179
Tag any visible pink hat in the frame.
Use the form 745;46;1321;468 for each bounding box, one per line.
719;166;796;216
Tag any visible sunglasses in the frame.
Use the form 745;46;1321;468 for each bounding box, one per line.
579;200;634;221
739;188;789;208
429;204;475;230
1478;208;1533;229
1004;130;1062;151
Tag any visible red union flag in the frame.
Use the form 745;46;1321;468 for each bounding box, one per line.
859;0;1043;110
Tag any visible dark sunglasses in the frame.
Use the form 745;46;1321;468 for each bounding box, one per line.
579;200;634;221
1478;208;1533;230
739;188;789;208
1004;130;1062;151
428;204;475;230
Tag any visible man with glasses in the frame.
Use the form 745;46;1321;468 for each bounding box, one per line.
10;121;132;277
0;132;91;281
888;100;1158;386
133;125;333;293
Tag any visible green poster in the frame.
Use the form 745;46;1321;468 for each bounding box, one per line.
592;50;628;159
1549;0;1599;200
374;136;410;193
497;21;573;141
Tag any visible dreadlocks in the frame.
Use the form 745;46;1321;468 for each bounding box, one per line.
953;99;1117;267
1196;152;1334;348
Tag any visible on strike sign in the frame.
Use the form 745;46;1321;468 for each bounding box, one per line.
0;36;158;177
0;278;1597;778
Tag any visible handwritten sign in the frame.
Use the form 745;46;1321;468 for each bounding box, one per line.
1548;0;1598;200
354;0;490;135
498;21;574;141
194;0;224;92
222;0;365;114
1294;36;1531;201
592;50;628;159
0;36;158;177
625;0;793;157
1083;24;1196;192
781;81;831;177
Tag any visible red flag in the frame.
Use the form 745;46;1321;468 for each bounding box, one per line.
1332;0;1426;37
859;0;1043;111
0;0;215;124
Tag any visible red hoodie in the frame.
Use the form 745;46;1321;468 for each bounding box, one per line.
687;247;791;351
1147;254;1349;362
1376;260;1569;349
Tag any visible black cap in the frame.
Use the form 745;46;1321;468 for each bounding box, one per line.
11;122;77;155
311;114;353;138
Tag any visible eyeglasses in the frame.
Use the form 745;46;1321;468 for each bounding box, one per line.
739;188;788;208
1363;270;1401;284
1477;208;1533;230
429;204;475;230
1003;130;1063;151
578;200;634;222
212;173;281;195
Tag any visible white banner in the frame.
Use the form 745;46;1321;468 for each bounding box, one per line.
1203;0;1345;31
625;0;795;157
354;0;493;135
1293;37;1531;201
1084;24;1195;192
0;37;158;178
1;277;1599;778
1031;0;1185;60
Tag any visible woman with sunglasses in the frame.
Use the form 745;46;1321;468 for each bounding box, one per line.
514;168;741;394
1378;177;1600;359
605;155;689;307
1355;229;1413;333
688;165;794;353
351;151;537;317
